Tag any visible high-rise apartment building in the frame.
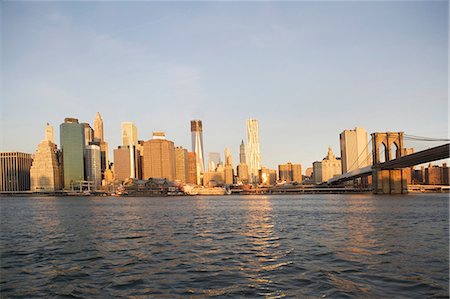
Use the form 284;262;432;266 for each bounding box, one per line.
246;119;261;184
122;122;138;146
187;152;198;184
113;146;140;182
175;147;188;184
84;144;102;190
30;123;61;192
142;132;176;181
60;118;85;189
0;152;33;191
340;127;370;173
191;120;205;184
278;162;302;183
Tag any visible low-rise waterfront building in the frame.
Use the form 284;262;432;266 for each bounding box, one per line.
237;163;249;184
259;167;276;186
278;162;302;183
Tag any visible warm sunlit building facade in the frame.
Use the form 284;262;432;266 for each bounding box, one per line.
313;146;342;184
237;163;249;184
278;162;302;183
259;167;276;186
30;123;61;192
122;122;138;147
175;146;188;184
247;119;261;184
340;127;370;173
191;120;205;184
187;151;198;184
142;133;176;181
113;146;140;182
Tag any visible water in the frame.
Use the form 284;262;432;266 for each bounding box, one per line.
1;194;448;298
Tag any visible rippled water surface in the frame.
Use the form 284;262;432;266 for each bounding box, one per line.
1;194;449;298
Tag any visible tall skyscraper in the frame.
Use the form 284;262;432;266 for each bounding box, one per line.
121;122;138;181
82;123;94;146
0;152;33;191
113;146;140;182
224;148;232;167
224;148;234;185
60;118;85;189
246;119;261;184
239;140;246;164
340;127;370;173
30;123;61;192
142;132;176;181
191;120;205;184
84;144;102;190
45;123;54;143
93;112;104;142
92;113;108;180
187;152;198;184
175;147;188;184
122;122;138;146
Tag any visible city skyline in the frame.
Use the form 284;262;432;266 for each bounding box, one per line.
1;1;448;170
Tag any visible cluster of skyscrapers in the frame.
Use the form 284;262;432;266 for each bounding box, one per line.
112;118;268;188
4;116;448;192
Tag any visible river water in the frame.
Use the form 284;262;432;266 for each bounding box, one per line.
0;194;448;298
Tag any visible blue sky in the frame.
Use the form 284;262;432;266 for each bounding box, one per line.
1;1;448;170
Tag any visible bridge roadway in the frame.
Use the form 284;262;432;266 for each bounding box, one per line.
328;143;450;185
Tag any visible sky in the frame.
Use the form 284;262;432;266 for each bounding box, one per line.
1;1;448;170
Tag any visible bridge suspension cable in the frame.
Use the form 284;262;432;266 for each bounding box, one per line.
404;134;450;142
346;139;372;172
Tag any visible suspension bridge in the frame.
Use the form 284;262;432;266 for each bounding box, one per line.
327;132;449;194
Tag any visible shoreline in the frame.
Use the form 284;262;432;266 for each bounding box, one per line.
1;189;448;197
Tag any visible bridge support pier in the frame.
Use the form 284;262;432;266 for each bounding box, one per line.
372;168;408;194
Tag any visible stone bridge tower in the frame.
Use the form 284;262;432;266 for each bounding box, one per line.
371;132;407;194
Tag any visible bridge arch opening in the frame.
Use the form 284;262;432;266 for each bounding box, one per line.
391;142;399;160
379;142;387;163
